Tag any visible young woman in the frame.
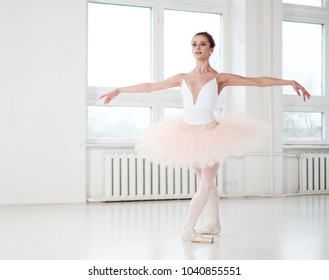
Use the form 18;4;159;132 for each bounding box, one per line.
100;32;311;243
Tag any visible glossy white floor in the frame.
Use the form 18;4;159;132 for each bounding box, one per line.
0;194;328;260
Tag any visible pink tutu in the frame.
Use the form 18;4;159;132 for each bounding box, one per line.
135;117;272;168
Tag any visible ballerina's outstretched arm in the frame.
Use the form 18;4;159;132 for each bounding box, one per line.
217;73;311;102
99;73;184;105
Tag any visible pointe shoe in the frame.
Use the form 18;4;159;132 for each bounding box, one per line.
196;226;221;236
182;228;214;243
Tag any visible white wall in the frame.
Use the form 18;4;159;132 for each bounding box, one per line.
0;0;87;204
227;0;285;195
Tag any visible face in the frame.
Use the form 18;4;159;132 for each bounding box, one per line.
191;35;213;59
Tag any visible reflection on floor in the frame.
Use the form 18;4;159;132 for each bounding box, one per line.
0;194;328;260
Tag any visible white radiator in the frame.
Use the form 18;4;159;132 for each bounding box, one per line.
102;153;223;201
299;153;329;193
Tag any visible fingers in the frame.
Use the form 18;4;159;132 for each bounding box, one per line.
300;88;311;102
301;89;306;101
99;95;110;105
99;92;117;105
294;82;311;102
103;95;112;105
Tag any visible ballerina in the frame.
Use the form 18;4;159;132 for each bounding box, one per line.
100;31;311;243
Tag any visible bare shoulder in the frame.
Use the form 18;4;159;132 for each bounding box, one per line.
149;73;185;91
164;73;185;86
167;73;185;82
216;72;249;88
216;72;240;82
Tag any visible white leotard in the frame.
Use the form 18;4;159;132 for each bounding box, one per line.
181;77;219;125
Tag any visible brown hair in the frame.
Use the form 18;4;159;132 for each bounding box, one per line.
193;32;216;48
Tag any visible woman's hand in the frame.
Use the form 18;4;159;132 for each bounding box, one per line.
292;81;311;101
99;89;120;105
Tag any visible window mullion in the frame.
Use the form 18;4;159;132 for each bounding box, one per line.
324;21;329;101
283;3;328;20
155;4;164;82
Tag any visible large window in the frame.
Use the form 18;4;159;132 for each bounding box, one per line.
87;1;226;144
282;2;328;145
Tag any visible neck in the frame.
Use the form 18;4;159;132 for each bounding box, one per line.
194;60;212;73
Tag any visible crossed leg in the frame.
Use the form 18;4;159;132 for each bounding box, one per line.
193;166;221;234
182;163;220;242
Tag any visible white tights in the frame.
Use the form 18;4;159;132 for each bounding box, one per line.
184;164;220;230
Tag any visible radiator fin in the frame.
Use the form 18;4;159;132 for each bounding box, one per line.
299;153;329;193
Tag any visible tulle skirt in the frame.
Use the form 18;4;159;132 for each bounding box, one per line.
135;116;272;168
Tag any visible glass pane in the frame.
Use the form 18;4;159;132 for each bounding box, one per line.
88;3;151;86
282;21;322;96
283;0;323;7
283;112;323;141
214;108;223;117
88;106;151;140
163;107;184;119
164;10;221;78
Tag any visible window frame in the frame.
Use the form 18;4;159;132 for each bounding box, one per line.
282;107;328;145
283;0;325;7
282;2;329;146
87;0;229;145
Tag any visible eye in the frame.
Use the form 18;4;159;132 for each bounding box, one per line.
201;42;206;46
192;42;197;47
